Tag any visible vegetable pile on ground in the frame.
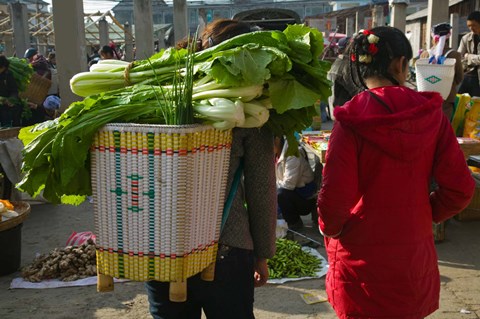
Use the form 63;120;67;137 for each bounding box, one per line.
17;24;331;205
268;238;322;279
21;239;97;282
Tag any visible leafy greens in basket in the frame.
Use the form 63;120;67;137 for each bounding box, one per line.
17;24;331;205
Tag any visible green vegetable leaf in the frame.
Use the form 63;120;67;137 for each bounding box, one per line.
268;76;321;114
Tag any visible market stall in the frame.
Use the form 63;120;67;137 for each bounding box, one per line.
300;130;480;242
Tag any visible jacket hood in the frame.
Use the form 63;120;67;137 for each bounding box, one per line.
333;86;445;161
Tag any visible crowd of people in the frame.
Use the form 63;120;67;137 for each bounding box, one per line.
0;41;126;127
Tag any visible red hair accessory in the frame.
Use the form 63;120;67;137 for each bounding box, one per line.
362;30;371;36
350;53;356;62
368;43;378;55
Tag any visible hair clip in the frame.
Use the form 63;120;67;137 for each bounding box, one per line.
359;54;372;63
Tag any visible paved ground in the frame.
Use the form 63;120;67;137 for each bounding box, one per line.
0;200;478;319
0;121;479;319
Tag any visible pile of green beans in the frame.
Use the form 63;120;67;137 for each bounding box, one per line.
267;238;322;279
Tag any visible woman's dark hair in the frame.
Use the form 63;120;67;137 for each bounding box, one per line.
199;19;251;50
467;11;480;23
347;26;413;89
99;45;116;58
176;19;252;51
0;55;9;68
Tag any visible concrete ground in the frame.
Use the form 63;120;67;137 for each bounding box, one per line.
0;121;479;319
0;200;478;319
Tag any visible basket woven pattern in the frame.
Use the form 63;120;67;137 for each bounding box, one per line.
18;73;52;105
415;58;455;99
91;123;232;282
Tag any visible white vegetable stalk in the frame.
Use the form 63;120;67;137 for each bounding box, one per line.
194;98;245;129
238;101;270;128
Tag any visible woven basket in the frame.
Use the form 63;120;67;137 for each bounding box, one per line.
19;73;52;105
415;58;456;99
91;123;232;283
0;201;31;232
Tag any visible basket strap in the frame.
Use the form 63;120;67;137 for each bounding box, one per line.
220;158;244;232
444;49;454;58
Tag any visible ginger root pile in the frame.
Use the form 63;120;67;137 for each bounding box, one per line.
21;239;97;282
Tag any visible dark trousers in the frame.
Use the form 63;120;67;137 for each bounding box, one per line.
0;104;22;127
277;187;316;224
458;74;480;98
145;247;255;319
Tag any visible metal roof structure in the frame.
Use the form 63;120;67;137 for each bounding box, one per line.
0;9;134;47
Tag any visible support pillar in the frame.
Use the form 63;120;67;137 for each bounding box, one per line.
134;0;154;60
345;16;355;37
3;34;14;57
372;5;384;28
124;22;134;62
450;13;459;51
157;29;166;50
173;0;188;44
9;3;29;58
52;0;88;111
389;1;409;33
198;8;207;36
99;18;109;47
355;11;364;33
426;0;449;48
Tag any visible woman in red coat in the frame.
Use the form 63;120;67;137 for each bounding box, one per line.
317;26;475;319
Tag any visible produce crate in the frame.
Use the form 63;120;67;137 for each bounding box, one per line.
458;137;480;160
19;73;51;105
456;185;480;221
91;123;231;301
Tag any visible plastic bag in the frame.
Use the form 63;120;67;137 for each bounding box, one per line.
66;231;96;247
464;97;480;138
451;94;471;136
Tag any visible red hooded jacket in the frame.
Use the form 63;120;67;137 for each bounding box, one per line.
318;86;475;319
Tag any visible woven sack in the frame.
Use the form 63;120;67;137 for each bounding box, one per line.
19;73;52;105
415;58;455;99
91;123;232;283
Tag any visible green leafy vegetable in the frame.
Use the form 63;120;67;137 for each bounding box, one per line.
18;24;332;205
268;238;322;279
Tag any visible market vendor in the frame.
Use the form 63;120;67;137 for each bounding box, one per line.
0;55;22;127
275;136;317;231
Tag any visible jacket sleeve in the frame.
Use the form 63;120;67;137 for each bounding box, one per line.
244;127;277;259
430;117;475;223
458;36;467;56
317;122;359;237
449;51;464;86
278;155;301;190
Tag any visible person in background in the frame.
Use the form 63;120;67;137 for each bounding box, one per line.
458;11;480;97
144;18;277;319
274;136;316;230
23;47;38;63
421;23;463;120
317;26;475;319
30;53;52;80
327;36;362;118
99;45;117;60
0;55;22;127
47;52;56;69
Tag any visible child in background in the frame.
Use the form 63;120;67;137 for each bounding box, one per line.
317;26;475;319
